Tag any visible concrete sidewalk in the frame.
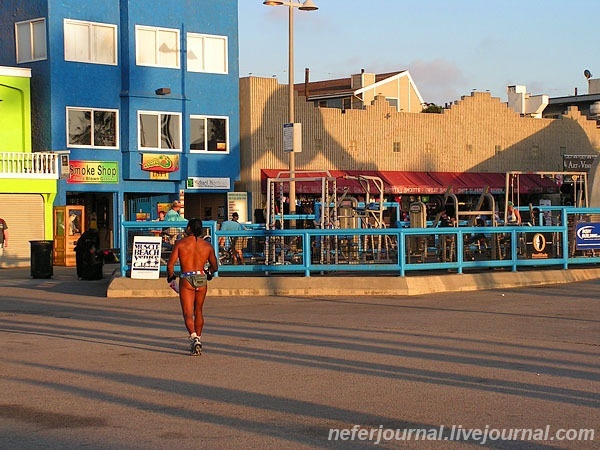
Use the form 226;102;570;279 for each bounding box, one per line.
2;263;600;298
1;269;598;449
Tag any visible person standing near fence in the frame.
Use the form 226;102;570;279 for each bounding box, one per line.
167;218;218;356
439;210;456;262
507;201;521;225
165;200;182;221
164;200;185;244
220;212;245;264
0;217;7;266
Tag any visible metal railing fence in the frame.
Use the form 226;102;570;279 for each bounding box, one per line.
119;207;600;277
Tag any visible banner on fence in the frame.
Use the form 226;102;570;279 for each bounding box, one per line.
575;222;600;250
131;235;162;279
525;232;554;259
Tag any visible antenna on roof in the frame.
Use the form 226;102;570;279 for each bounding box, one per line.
584;69;592;79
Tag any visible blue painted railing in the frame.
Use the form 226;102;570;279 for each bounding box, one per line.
119;207;600;277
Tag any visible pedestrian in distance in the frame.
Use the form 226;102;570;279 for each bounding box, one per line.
164;200;182;221
164;200;185;244
219;212;245;264
439;210;456;227
0;216;7;266
167;218;218;356
507;201;522;225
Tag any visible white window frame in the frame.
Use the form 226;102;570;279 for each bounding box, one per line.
135;25;180;69
66;107;119;149
186;32;228;74
386;97;400;111
189;115;229;153
64;19;117;65
15;18;47;63
138;110;182;151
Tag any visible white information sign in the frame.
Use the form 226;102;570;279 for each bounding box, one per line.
227;192;248;222
131;235;162;279
283;122;302;153
186;177;231;190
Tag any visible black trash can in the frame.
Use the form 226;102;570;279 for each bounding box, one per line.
30;240;54;279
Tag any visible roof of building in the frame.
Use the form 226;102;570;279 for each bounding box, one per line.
294;70;407;99
548;93;600;104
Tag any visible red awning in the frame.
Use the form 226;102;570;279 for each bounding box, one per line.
383;172;445;194
260;169;559;195
428;172;507;194
505;173;561;194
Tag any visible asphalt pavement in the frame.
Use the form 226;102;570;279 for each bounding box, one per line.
0;265;598;449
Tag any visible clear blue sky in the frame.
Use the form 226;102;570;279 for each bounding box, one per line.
239;0;599;106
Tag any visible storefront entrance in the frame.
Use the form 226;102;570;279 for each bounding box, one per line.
66;192;115;249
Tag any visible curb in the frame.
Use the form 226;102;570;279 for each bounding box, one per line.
106;267;600;298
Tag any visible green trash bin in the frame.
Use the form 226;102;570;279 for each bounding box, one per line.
30;240;54;279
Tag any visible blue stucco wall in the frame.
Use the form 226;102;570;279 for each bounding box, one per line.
0;1;52;151
0;0;240;200
119;0;240;182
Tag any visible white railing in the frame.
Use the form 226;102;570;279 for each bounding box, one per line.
0;152;61;179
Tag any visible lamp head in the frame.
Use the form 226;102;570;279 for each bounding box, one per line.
263;1;284;5
299;0;318;10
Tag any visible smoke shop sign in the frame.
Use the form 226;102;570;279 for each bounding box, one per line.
68;161;119;183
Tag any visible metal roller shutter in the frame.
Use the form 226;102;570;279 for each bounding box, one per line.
0;194;45;268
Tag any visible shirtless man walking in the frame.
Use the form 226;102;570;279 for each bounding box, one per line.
167;218;218;355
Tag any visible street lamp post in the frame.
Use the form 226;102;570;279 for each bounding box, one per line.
263;0;318;224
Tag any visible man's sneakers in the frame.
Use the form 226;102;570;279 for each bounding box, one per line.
190;336;202;356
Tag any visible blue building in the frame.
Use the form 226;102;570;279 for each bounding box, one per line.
0;0;240;247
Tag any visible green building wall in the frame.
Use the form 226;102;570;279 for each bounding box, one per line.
0;67;32;153
1;67;55;241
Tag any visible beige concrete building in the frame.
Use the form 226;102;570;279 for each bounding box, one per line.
239;75;600;215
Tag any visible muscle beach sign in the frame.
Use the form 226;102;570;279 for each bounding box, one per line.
131;236;162;279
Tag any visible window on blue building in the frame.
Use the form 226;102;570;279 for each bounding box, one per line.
187;33;227;74
139;111;181;151
64;19;117;65
190;116;228;152
15;18;47;63
67;107;118;148
136;25;179;69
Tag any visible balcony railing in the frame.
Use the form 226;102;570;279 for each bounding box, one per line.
0;152;61;179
